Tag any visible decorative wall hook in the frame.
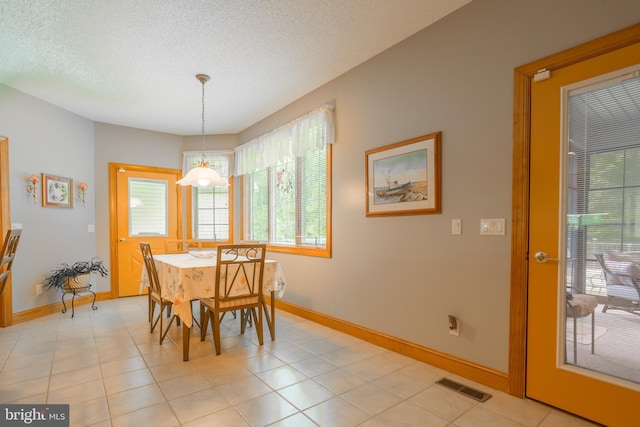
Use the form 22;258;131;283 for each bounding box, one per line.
78;182;88;207
26;173;40;204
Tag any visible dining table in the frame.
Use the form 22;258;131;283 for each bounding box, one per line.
140;252;286;361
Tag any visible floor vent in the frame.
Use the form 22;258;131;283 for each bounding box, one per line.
435;377;492;402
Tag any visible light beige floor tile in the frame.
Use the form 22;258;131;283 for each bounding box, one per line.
69;397;110;426
408;384;475;422
303;396;370;427
313;367;368;394
290;355;339;377
150;359;199;381
100;355;147;378
396;362;448;384
269;344;315;364
256;365;308;390
111;402;179;427
96;343;140;362
320;344;376;366
0;297;601;427
482;392;552;426
46;378;105;405
183;406;250;426
169;387;230;424
245;351;286;373
158;371;212;400
215;374;271;405
298;337;346;355
453;405;528;427
103;368;156;395
7;392;47;404
107;383;166;417
2;349;54;370
235;391;299;425
269;412;318;427
538;409;603;427
371;369;431;399
197;360;254;387
345;356;395;381
49;365;102;391
278;378;335;410
0;361;52;386
141;345;184;367
373;400;448;427
341;382;403;416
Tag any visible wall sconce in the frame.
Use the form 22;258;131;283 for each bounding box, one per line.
78;182;88;207
26;173;40;204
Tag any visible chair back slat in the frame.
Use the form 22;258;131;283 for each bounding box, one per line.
0;229;21;297
140;242;162;296
215;244;266;309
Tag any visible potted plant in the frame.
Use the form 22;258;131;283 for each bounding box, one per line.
43;258;108;293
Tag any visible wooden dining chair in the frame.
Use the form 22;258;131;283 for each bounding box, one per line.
140;242;178;344
0;229;21;297
199;243;266;355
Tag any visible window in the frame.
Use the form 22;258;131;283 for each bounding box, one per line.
237;105;334;257
191;185;231;241
564;70;640;296
183;151;233;243
129;178;168;236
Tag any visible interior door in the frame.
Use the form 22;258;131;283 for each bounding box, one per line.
527;43;640;425
113;165;182;297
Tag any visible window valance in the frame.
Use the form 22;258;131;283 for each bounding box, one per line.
181;150;234;178
234;104;335;176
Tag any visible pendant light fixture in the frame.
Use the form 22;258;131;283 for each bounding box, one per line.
177;74;228;187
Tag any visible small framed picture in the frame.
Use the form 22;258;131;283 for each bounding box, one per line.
42;173;74;208
365;132;442;217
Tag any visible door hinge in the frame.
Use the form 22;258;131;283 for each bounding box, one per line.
534;68;551;82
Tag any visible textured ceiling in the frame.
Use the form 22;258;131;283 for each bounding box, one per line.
0;0;472;135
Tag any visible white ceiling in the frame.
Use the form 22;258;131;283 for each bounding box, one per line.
0;0;471;135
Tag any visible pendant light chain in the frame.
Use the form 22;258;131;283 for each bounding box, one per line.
201;77;206;158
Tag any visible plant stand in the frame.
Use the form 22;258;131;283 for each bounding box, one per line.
62;274;97;317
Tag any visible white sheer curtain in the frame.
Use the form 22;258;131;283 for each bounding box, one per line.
181;150;234;178
234;104;335;176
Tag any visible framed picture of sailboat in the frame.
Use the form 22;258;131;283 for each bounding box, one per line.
365;132;441;217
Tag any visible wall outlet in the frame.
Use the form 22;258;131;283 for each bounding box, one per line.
36;284;43;295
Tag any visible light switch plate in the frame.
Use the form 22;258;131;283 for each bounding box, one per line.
480;218;506;236
452;219;461;235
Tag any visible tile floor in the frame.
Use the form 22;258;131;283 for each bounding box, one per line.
0;296;600;426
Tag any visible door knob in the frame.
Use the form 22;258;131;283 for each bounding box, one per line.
119;238;126;242
534;251;558;263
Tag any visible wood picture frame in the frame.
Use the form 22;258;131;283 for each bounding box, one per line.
365;132;441;217
42;173;73;208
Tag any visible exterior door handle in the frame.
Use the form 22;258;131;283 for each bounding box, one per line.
534;251;558;263
119;238;126;242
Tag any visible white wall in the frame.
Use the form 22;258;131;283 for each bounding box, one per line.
2;0;640;374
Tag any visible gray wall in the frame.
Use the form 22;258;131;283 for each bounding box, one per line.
0;86;95;312
237;0;640;371
93;123;185;292
2;0;640;373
